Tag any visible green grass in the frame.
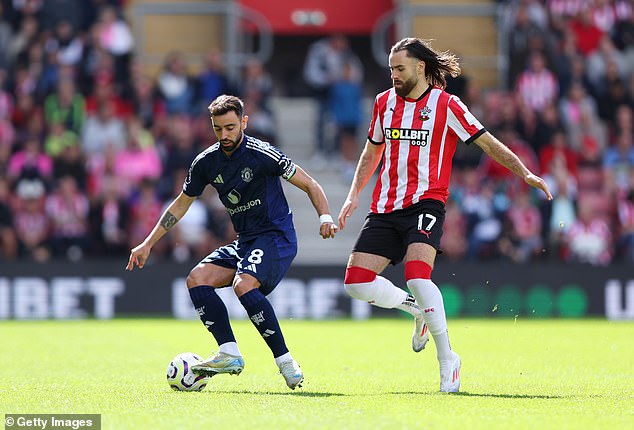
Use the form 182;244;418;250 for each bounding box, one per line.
0;319;632;429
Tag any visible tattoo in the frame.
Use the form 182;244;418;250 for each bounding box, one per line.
160;211;178;230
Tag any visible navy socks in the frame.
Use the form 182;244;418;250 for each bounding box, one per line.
188;285;236;346
239;288;289;358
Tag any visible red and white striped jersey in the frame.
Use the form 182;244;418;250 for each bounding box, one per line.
367;86;485;213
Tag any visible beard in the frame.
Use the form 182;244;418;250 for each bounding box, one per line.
220;130;243;154
393;76;418;98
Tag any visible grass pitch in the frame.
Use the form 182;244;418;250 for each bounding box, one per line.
0;318;632;430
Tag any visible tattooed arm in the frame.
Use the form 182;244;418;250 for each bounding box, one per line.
475;132;552;200
126;191;196;270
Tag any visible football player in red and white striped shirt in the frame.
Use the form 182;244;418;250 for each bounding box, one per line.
338;37;552;393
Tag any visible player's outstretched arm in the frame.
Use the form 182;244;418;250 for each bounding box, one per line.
474;132;553;201
338;140;383;229
287;165;338;239
125;192;196;270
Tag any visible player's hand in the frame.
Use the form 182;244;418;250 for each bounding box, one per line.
525;173;553;201
320;221;338;239
126;242;151;271
337;196;358;230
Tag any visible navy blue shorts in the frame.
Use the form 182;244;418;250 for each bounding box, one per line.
200;232;297;295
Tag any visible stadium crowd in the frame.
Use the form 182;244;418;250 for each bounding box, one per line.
0;0;632;266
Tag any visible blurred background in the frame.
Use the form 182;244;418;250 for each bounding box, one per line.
0;0;632;321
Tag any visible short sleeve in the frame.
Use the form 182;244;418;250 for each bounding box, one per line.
367;95;385;145
257;143;297;181
446;96;486;144
182;156;207;197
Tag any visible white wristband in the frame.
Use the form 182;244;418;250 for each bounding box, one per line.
319;214;334;224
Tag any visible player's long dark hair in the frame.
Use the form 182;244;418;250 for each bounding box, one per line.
390;38;461;89
208;94;244;117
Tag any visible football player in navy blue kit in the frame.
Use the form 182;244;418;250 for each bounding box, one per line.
126;95;338;389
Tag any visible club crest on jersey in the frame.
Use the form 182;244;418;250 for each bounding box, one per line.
419;106;431;121
384;127;430;147
241;167;253;182
227;189;241;204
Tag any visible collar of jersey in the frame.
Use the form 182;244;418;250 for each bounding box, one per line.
400;85;433;103
222;135;249;159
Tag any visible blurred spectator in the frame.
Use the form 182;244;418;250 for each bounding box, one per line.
113;117;161;192
558;81;607;159
562;196;613;265
241;57;273;112
89;174;128;255
516;51;558;112
569;8;605;57
597;78;633;128
499;190;543;263
96;5;133;82
45;174;89;260
328;59;363;181
44;78;85;133
43;119;77;157
7;14;38;66
13;177;50;262
127;177;165;256
7;135;53;184
157;50;197;115
45;19;83;67
81;99;126;154
157;114;199;198
130;74;165;132
539;129;579;178
586;36;628;92
85;76;131;118
603;131;634;194
0;176;17;259
198;48;229;109
52;138;86;188
242;94;276;146
506;1;551;86
303;35;362;164
543;156;578;256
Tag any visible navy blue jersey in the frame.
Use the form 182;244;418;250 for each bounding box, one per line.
183;135;297;241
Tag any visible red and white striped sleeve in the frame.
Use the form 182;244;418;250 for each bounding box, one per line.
446;95;486;144
367;92;387;145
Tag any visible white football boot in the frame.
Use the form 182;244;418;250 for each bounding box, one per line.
439;351;461;393
191;351;244;376
412;316;430;352
278;359;304;390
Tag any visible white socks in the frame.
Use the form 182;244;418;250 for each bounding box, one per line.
345;276;422;317
274;351;293;367
219;341;242;357
407;278;453;360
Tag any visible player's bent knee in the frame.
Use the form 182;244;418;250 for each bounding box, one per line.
343;266;377;301
186;265;232;289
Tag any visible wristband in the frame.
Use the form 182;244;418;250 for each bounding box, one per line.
319;214;334;224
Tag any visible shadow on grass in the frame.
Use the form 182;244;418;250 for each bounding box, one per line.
387;391;566;399
216;390;345;397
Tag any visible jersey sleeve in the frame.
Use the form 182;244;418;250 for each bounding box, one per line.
259;143;297;181
447;95;486;145
367;95;385;145
182;154;207;197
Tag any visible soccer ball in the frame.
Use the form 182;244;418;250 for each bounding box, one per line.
166;352;210;391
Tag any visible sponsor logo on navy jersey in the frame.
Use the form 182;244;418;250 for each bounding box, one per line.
227;199;262;216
